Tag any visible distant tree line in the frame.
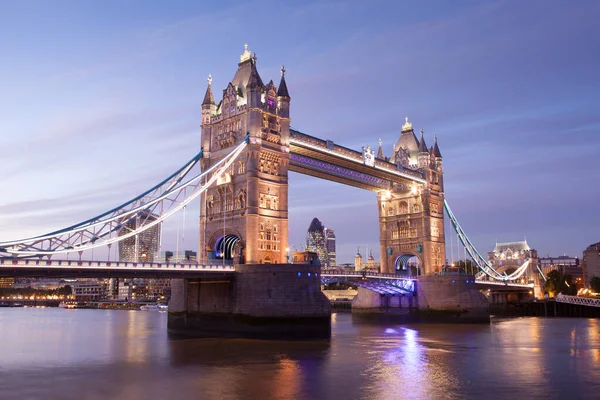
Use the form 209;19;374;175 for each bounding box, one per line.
0;285;72;297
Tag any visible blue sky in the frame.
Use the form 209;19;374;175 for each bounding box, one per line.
0;0;598;263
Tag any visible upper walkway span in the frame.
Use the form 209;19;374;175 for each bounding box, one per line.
289;129;425;192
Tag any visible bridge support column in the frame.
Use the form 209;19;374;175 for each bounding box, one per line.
351;275;489;323
168;264;331;339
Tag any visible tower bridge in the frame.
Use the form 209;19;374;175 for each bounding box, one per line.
0;45;545;337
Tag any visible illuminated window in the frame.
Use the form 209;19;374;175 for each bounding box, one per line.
399;201;408;214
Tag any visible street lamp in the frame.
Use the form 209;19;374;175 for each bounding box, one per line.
286;247;290;263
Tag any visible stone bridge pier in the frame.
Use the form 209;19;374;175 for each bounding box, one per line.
352;275;490;323
168;263;331;339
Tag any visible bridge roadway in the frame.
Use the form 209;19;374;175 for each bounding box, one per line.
0;259;534;291
320;269;533;293
0;258;235;279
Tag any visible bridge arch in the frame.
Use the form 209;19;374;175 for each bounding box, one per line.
208;230;243;261
394;253;421;275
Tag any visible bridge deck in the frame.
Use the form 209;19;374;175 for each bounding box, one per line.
0;258;234;278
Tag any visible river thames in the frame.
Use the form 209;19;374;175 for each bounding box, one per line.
0;308;599;399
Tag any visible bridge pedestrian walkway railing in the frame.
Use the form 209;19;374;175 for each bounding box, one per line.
0;257;236;272
475;279;534;288
320;269;417;280
556;294;600;308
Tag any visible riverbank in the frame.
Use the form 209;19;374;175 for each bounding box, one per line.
491;300;600;318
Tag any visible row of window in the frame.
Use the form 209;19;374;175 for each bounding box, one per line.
259;159;279;175
391;228;418;239
259;194;279;210
386;202;421;216
258;224;279;251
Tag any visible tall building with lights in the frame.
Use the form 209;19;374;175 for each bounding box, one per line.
306;217;336;267
115;211;163;301
325;228;336;266
118;211;161;262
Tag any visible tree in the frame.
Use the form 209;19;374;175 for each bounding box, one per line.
590;276;600;293
545;270;577;296
455;259;477;275
58;285;72;296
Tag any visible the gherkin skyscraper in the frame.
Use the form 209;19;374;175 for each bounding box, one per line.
306;217;335;267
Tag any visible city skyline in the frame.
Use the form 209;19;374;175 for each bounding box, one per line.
1;1;599;264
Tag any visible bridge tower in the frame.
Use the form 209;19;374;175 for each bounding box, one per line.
378;120;446;275
199;45;291;265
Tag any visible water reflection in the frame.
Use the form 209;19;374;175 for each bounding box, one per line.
1;309;600;399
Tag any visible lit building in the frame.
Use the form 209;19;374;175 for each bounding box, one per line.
324;228;336;267
73;281;106;302
354;247;363;271
160;250;198;263
118;211;161;262
118;281;133;301
352;246;381;271
292;251;320;265
115;212;162;301
540;254;582;282
583;242;600;288
0;278;14;288
146;279;171;301
306;217;330;267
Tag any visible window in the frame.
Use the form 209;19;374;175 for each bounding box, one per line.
430;202;438;214
399;201;408;214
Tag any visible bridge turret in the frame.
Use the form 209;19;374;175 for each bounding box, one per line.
376;138;385;160
246;55;263;108
417;128;429;169
201;74;217;153
277;65;290;119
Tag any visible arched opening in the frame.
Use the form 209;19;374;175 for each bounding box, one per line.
214;234;241;261
507;292;519;303
395;254;421;276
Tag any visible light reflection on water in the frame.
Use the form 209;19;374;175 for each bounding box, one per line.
0;309;599;400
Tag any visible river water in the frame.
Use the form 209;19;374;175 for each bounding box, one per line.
0;308;599;400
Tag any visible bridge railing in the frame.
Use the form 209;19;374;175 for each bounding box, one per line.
556;294;600;308
475;279;534;288
0;257;235;271
320;269;417;280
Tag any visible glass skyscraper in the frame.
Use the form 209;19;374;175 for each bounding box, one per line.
306;217;336;267
118;211;161;262
325;228;336;267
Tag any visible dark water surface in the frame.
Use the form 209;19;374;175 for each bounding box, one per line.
1;308;599;400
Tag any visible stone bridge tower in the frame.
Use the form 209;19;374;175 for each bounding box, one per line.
199;45;290;264
377;118;446;275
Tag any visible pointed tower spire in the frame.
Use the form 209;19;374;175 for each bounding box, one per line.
277;65;290;98
377;138;384;159
433;134;442;158
418;128;428;153
202;74;215;106
246;56;263;88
